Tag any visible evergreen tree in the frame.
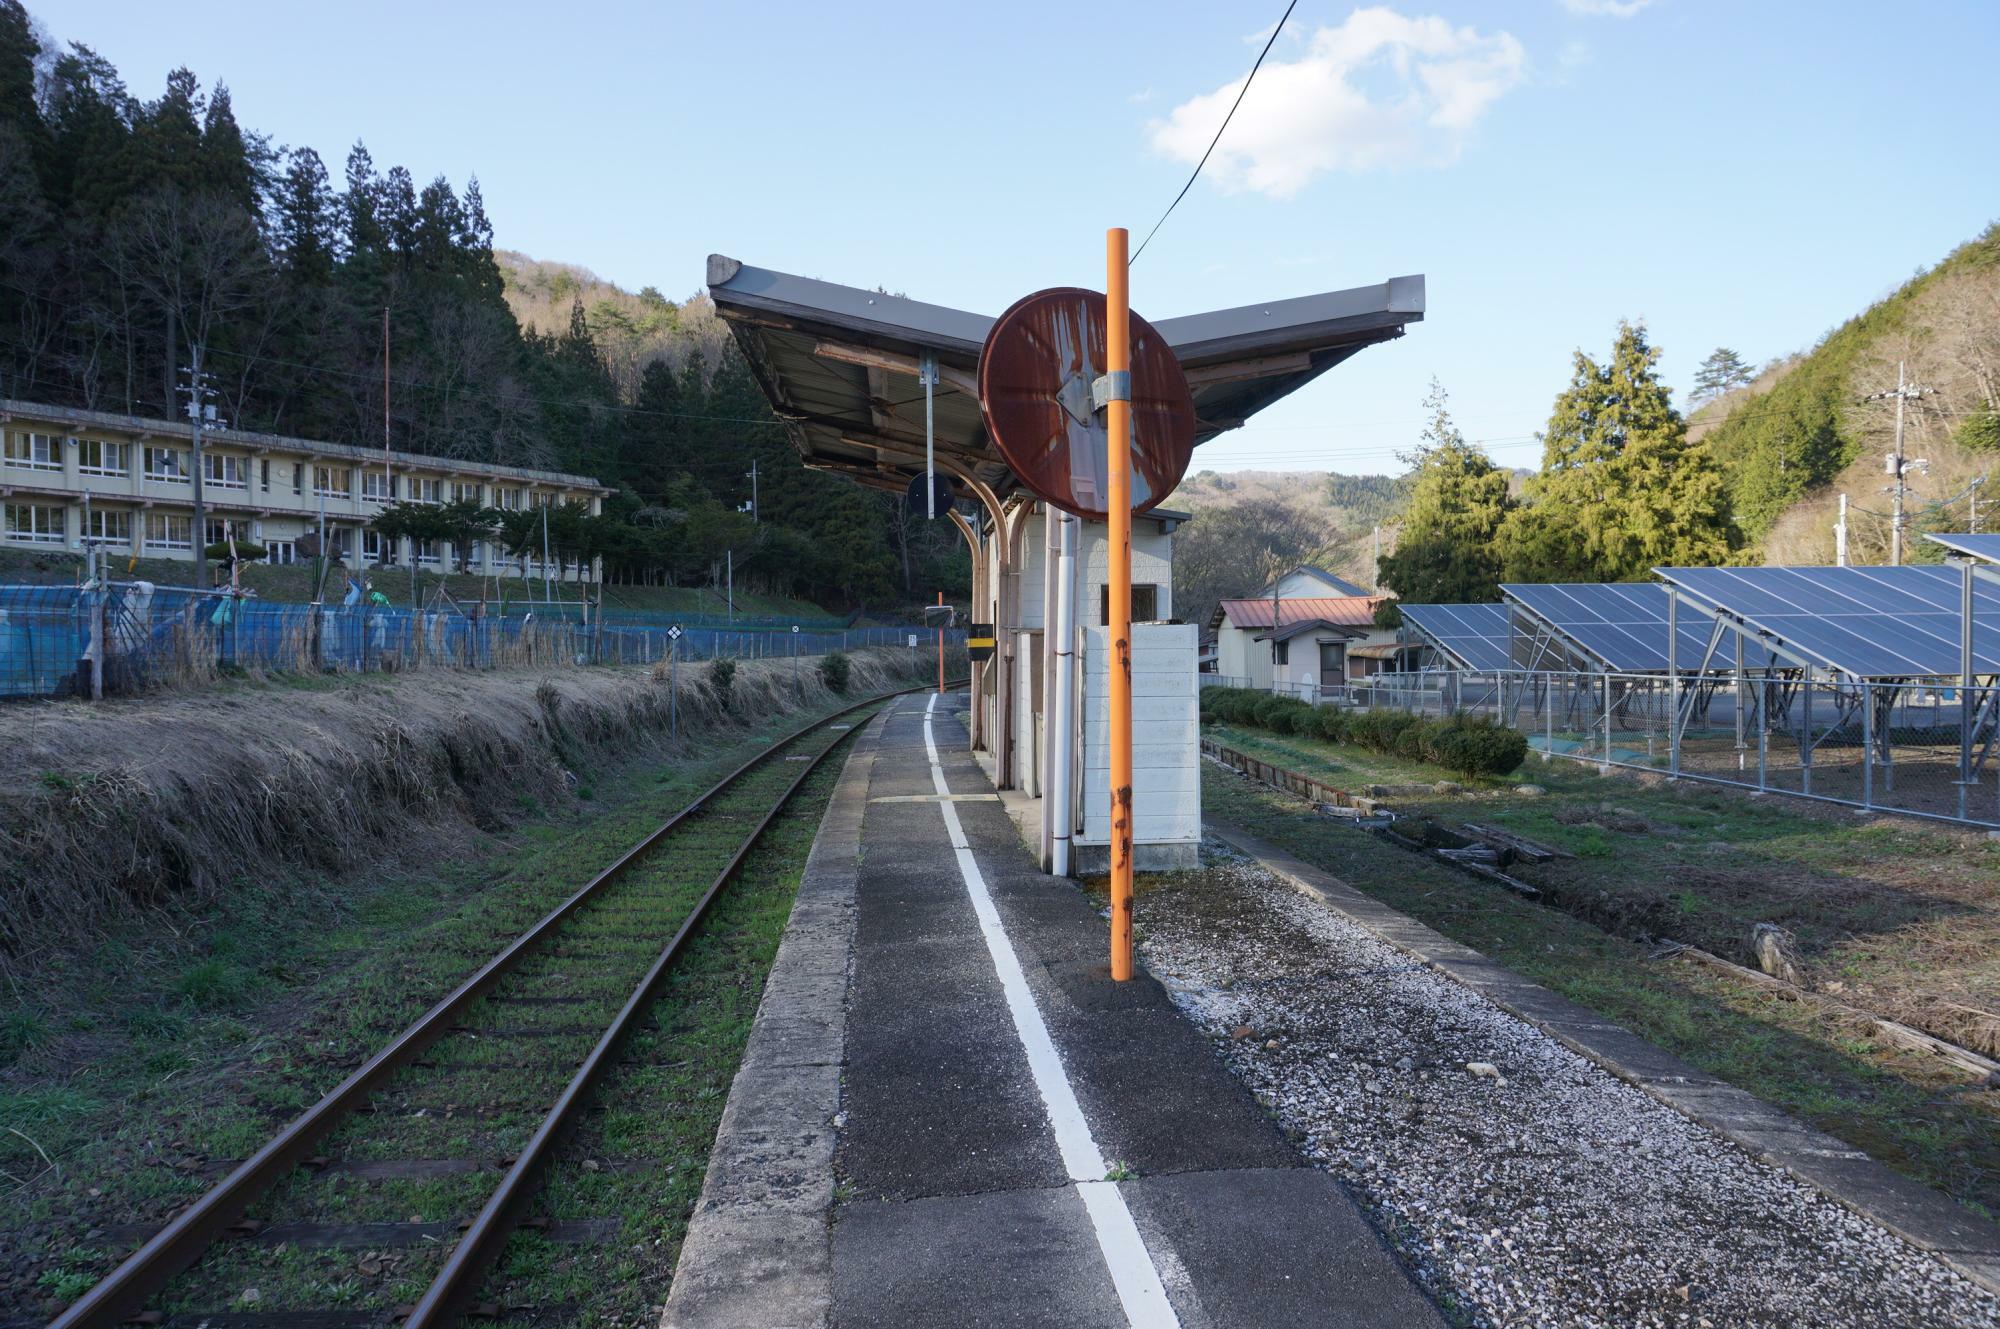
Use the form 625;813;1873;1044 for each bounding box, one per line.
1500;321;1737;581
1691;346;1755;403
1375;379;1514;603
274;147;337;282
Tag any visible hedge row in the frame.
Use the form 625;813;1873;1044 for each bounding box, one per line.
1199;686;1529;778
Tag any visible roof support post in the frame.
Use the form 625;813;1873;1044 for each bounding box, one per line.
1960;556;1976;821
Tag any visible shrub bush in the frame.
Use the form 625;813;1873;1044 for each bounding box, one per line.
708;658;737;710
1199;682;1529;779
1422;715;1529;777
1309;705;1348;742
818;651;851;694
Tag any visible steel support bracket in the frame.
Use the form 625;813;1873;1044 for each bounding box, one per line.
1091;370;1131;410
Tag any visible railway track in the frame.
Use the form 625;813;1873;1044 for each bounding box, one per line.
46;684;941;1329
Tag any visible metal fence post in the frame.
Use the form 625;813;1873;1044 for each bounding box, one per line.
1801;676;1814;796
1757;681;1769;790
1544;674;1553;762
1862;681;1874;811
1601;674;1612;770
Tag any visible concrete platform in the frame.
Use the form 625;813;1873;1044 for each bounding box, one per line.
665;691;1442;1329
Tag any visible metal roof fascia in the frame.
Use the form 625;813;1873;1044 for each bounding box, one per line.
1152;275;1425;364
707;255;1424;368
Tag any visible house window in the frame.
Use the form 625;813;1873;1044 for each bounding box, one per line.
203;453;247;489
145;512;193;551
1274;641;1290;666
76;439;129;477
450;481;480;504
4;432;61;471
407;477;441;505
266;539;297;565
362;471;393;502
495;486;522;511
414;538;440;566
1098;583;1160;625
261;458;270;491
313;465;352;498
362;529;387;563
144;446;189;482
3;502;64;544
292;462;303;496
86;508;133;544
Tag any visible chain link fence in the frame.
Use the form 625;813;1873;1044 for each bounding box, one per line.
1338;669;1999;829
0;582;959;700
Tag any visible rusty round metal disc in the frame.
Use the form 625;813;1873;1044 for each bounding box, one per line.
978;287;1195;520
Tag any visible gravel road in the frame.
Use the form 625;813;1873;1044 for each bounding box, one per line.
1137;845;2000;1329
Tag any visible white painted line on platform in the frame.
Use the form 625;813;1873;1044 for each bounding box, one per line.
919;697;1181;1329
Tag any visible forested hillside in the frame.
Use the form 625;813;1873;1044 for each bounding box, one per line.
1698;224;2000;563
0;2;964;608
1168;469;1403;630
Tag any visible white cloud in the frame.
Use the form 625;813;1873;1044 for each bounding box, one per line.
1559;0;1653;16
1557;38;1593;68
1148;7;1526;198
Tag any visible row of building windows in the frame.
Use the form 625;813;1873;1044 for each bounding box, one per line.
4;502;591;575
4;431;568;509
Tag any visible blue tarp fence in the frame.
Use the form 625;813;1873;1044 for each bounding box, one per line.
0;582;958;699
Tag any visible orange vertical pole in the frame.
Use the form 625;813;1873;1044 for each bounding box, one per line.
936;590;945;694
1105;227;1135;982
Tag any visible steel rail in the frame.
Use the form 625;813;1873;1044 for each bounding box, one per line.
47;681;948;1329
404;710;859;1326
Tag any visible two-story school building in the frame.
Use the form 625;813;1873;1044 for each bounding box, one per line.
0;400;612;582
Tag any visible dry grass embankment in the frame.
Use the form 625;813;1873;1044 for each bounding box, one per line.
0;648;939;970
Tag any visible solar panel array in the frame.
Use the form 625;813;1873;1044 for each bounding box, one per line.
1927;532;2000;564
1655;564;2000;678
1500;582;1732;673
1399;603;1514;671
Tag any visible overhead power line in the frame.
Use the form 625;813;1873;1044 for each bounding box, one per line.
1131;0;1298;265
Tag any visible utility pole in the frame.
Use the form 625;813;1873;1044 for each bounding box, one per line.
182;347;216;589
1836;493;1848;567
726;548;735;622
382;305;394;505
1863;361;1933;566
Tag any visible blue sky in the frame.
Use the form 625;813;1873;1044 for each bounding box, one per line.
41;1;2000;477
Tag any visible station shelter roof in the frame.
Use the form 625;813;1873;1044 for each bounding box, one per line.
704;254;1424;507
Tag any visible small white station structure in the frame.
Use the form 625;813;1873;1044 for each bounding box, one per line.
704;256;1424;873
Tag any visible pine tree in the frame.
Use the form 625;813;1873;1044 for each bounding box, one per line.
1501;321;1737;581
274;147;337;282
1375;379;1515;603
1691;346;1755;403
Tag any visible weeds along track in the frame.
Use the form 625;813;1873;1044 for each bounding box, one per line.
47;684;935;1329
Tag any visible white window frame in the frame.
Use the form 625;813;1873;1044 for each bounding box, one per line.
414;538;440;566
362;471;393;503
145;512;192;552
313;465;352;499
3;502;64;544
497;487;524;511
85;508;132;544
145;446;190;483
6;432;62;472
362;529;387;562
203;453;248;489
76;438;129;477
266;539;297;565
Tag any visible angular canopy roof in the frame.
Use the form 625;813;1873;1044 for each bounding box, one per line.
705;255;1423;505
1927;532;2000;565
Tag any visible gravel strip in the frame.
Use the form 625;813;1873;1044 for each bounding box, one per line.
1137;843;2000;1329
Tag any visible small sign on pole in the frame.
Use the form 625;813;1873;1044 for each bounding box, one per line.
966;623;996;663
667;623;683;740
